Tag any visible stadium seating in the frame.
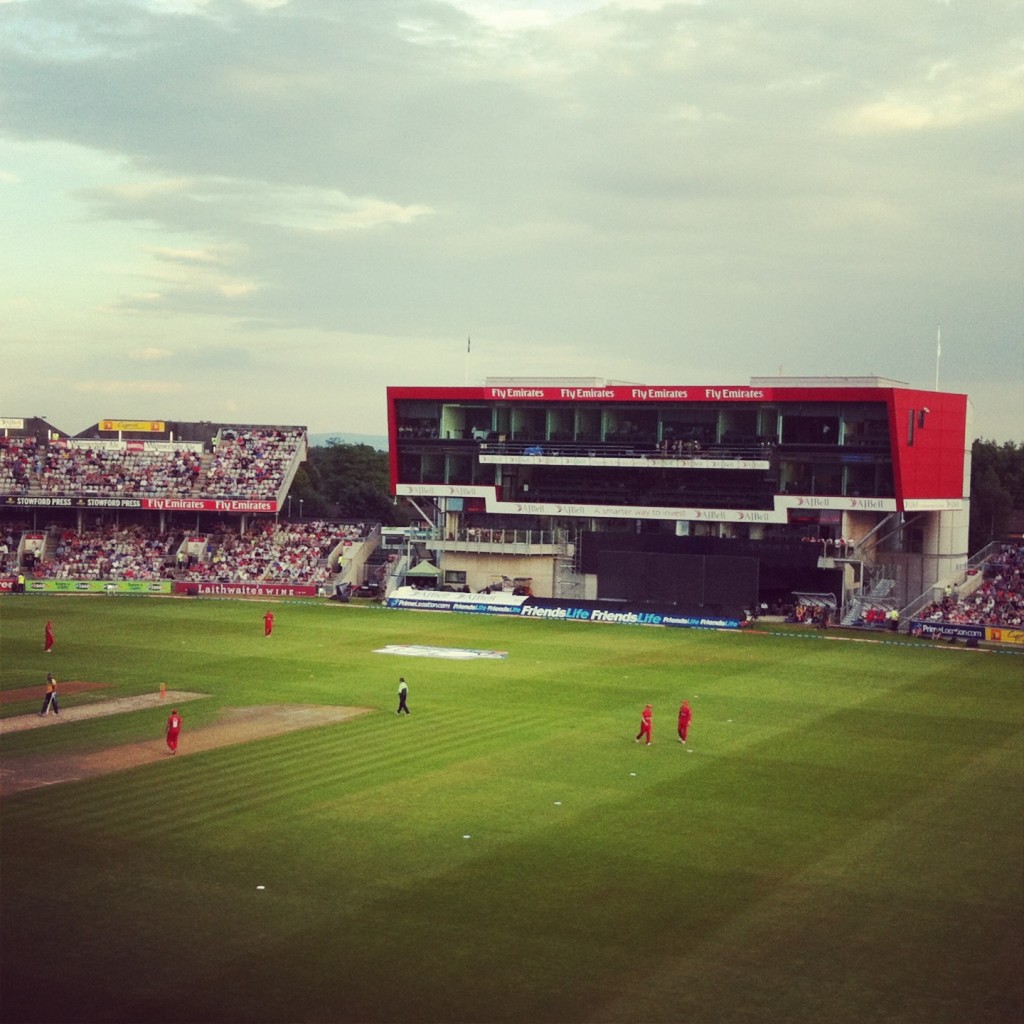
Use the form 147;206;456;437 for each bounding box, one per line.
22;520;374;586
917;544;1024;628
0;425;305;502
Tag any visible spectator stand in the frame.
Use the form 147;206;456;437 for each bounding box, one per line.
8;519;361;590
205;427;306;500
36;525;181;581
24;520;353;589
179;520;350;587
0;419;323;594
0;419;306;507
911;542;1024;630
0;435;37;495
36;438;205;497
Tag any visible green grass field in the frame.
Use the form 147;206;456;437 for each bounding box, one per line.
1;596;1022;1024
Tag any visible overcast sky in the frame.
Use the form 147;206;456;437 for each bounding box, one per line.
2;0;1021;441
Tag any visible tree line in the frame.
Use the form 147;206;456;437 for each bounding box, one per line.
287;438;1024;550
970;439;1023;551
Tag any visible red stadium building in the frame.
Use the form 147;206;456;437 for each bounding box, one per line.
387;376;972;621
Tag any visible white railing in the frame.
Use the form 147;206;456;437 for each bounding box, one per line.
427;527;568;553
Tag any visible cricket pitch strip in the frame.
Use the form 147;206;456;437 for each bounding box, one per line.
0;696;372;798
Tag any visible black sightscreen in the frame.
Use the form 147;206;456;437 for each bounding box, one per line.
595;551;632;601
596;549;758;616
703;555;758;606
673;555;705;606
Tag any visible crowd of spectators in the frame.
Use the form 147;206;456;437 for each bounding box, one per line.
184;520;340;585
0;436;38;494
36;447;204;497
858;607;898;629
0;523;27;575
8;519;372;585
0;426;304;501
36;526;179;581
917;544;1024;628
204;428;304;499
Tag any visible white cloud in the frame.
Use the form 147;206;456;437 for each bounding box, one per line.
128;346;174;361
80;177;433;234
216;282;258;298
839;47;1024;133
100;179;194;202
841;66;1024;132
145;246;229;265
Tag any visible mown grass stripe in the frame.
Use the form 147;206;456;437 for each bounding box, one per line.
7;710;556;836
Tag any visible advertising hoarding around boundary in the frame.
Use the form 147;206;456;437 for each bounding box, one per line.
385;587;744;630
22;580;173;595
909;619;1024;646
173;581;319;598
2;579;318;598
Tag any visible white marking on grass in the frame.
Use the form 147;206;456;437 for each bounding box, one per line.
375;644;508;660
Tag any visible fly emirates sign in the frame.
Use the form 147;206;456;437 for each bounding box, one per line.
485;386;766;402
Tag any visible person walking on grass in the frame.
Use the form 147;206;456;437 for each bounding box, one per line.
264;609;274;637
396;677;410;715
39;673;59;716
166;708;182;754
678;700;692;745
44;620;55;653
635;702;652;745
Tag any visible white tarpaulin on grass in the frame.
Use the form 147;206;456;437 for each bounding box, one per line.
374;644;509;660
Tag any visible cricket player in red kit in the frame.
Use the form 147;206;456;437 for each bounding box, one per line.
635;703;653;745
44;620;55;653
166;709;182;753
678;700;692;744
264;610;274;637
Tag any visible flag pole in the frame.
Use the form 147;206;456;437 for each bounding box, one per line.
935;325;941;391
